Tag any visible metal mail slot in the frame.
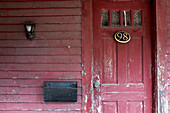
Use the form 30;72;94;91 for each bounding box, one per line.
44;81;77;102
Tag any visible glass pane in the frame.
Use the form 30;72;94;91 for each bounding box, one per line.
101;11;109;27
133;10;142;26
123;10;131;27
112;11;120;27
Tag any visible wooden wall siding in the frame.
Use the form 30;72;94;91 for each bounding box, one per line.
167;0;170;112
0;0;82;113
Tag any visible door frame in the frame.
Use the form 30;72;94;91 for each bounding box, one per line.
81;0;168;113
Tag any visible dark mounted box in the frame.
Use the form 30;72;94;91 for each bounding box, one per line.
44;81;77;102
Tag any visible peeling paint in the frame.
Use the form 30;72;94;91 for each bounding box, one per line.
35;76;39;79
84;95;88;103
157;57;168;113
97;103;102;113
35;109;43;111
168;72;170;77
84;106;87;111
12;77;17;79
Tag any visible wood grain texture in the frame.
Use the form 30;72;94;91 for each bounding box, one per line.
0;56;81;63
81;0;93;112
0;72;81;79
0;16;81;24
0;0;82;112
0;40;81;47
0;103;81;111
0;8;81;16
0;87;82;95
0;79;81;87
0;111;81;113
167;2;170;112
0;1;81;8
0;48;81;55
0;95;82;103
151;0;169;112
0;64;82;71
93;1;152;113
0;32;81;40
0;24;81;32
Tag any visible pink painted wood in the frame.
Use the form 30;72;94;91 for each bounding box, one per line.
82;0;93;112
93;1;152;113
0;0;82;112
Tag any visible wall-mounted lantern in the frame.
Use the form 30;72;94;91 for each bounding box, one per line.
24;23;35;40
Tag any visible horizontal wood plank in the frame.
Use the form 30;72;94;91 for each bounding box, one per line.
0;79;81;87
0;8;81;16
0;40;81;48
0;0;81;1
0;87;81;95
0;48;81;55
0;32;81;40
0;64;81;71
0;1;81;8
0;111;81;113
0;24;81;32
0;95;81;103
0;16;81;24
0;72;81;79
0;103;81;111
0;56;81;63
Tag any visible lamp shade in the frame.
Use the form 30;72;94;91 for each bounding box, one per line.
24;23;35;40
24;23;35;33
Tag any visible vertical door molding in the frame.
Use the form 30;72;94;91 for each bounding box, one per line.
153;0;168;112
82;0;93;112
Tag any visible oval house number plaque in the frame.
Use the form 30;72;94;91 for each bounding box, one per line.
114;31;131;43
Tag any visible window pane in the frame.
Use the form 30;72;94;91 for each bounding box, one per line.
112;11;120;27
123;10;131;27
133;10;142;26
101;11;109;27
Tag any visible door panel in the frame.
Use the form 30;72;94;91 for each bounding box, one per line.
127;101;144;113
93;1;152;113
103;38;117;84
102;102;118;113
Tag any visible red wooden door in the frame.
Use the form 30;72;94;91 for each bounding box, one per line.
93;1;152;113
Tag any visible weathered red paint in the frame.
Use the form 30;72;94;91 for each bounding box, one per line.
0;9;81;16
0;16;81;24
82;0;93;112
155;0;168;112
0;0;82;112
0;32;81;40
0;111;81;113
0;0;169;112
93;1;152;113
167;4;170;112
